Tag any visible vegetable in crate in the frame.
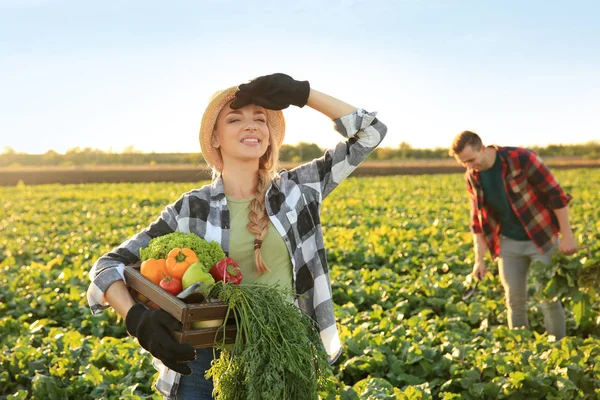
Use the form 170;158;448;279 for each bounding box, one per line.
210;257;242;284
140;258;168;285
159;274;183;296
140;232;226;268
182;262;215;290
181;262;219;328
206;282;335;400
166;247;198;279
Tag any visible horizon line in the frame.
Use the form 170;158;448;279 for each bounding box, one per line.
4;139;600;156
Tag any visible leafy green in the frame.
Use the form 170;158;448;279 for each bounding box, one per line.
205;282;335;400
530;250;600;301
2;171;600;399
530;248;600;329
139;231;225;266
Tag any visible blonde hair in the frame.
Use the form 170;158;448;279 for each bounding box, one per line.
247;133;279;273
212;120;280;274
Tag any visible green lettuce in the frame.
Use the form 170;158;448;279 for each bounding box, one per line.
139;232;226;268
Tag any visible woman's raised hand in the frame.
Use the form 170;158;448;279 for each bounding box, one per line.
231;73;310;110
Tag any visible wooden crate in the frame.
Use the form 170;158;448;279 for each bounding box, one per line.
124;264;237;348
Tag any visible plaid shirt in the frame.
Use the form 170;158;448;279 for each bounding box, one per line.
87;108;387;399
466;146;572;259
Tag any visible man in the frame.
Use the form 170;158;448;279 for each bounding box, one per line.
450;131;577;340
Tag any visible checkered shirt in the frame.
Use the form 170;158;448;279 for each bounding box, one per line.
87;108;387;399
465;146;572;259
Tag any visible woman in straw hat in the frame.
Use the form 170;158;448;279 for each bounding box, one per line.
86;73;387;399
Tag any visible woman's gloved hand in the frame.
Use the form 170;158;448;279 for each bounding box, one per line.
231;73;310;110
125;303;196;375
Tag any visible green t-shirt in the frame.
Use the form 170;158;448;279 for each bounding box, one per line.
479;153;530;241
226;196;294;303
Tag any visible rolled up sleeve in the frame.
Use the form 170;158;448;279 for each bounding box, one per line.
466;180;482;234
292;109;387;200
87;198;181;314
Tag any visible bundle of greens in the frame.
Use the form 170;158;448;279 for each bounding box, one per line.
205;282;335;400
530;247;600;330
530;248;600;302
139;232;225;266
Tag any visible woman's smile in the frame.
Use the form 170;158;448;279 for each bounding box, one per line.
240;135;261;146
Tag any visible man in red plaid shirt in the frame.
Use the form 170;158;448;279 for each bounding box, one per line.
451;131;578;340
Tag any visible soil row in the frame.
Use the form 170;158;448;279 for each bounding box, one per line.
1;160;599;186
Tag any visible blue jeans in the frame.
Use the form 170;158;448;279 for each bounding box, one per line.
176;348;215;400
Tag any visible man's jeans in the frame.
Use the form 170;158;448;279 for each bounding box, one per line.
498;235;566;340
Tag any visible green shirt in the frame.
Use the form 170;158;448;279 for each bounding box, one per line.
226;196;294;303
479;153;530;241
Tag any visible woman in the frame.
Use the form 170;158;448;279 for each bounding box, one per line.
87;73;387;399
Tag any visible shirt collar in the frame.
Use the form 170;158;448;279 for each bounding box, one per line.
210;176;226;202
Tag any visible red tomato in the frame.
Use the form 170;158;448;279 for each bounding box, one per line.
159;274;182;296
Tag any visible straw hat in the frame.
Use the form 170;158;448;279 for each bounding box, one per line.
199;86;286;171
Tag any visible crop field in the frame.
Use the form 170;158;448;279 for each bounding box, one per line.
1;169;599;399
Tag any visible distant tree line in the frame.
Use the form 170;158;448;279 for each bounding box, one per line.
366;141;600;161
529;142;600;158
1;140;599;167
0;142;326;167
0;147;201;167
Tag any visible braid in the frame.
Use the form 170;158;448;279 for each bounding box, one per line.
247;168;272;273
247;131;280;274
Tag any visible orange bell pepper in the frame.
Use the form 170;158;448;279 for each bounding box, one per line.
166;248;199;280
140;258;168;285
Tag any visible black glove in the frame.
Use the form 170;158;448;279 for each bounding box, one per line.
125;303;195;375
230;73;310;110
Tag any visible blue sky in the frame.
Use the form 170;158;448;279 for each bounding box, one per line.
1;0;599;154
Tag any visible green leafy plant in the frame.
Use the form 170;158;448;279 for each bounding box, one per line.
206;282;335;400
1;170;599;399
140;231;225;266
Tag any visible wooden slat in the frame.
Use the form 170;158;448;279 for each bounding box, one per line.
172;324;238;348
124;264;238;347
187;302;230;321
124;265;186;321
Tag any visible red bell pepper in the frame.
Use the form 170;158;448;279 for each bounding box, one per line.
210;257;243;284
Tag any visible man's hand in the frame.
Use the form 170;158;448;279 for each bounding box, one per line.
558;233;578;255
472;263;488;280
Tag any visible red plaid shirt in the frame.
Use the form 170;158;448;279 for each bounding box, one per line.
465;146;572;259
